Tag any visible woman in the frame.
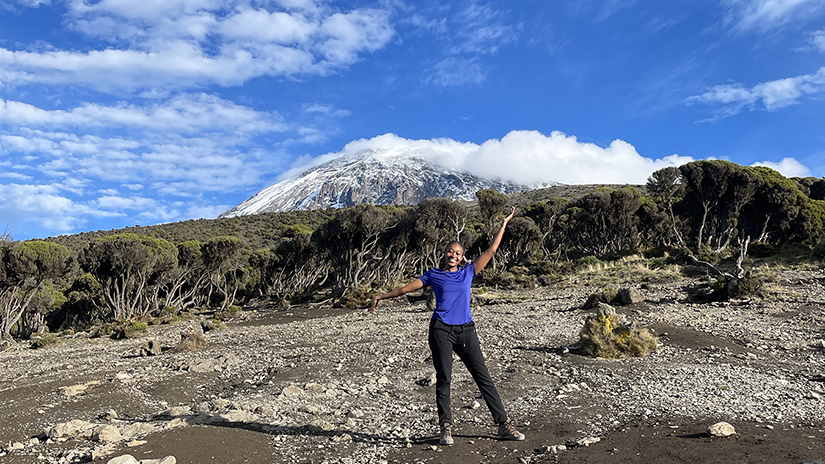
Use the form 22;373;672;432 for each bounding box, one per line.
368;206;525;445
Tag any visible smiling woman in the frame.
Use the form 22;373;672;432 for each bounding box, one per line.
367;206;527;445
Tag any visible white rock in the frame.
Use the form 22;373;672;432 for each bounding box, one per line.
707;422;736;437
106;455;139;464
49;420;97;439
280;385;303;398
94;425;123;443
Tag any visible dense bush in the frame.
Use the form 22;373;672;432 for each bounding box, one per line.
0;162;820;339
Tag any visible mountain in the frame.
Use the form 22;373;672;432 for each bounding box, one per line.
220;147;554;217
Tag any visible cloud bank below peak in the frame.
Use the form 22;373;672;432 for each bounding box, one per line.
282;130;697;186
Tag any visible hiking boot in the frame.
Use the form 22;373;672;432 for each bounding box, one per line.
497;420;525;441
439;423;454;445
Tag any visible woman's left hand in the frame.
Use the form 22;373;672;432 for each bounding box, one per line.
503;206;515;224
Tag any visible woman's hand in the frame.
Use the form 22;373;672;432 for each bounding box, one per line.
367;297;379;312
502;206;515;225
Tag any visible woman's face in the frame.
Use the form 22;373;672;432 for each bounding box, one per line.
444;243;464;269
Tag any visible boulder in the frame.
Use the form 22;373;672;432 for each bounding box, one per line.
94;424;123;443
620;288;645;305
48;419;97;439
707;422;736;437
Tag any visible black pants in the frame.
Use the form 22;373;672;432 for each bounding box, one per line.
428;318;508;426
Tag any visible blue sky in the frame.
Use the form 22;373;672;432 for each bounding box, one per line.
1;0;824;240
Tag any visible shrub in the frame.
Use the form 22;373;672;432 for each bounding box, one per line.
338;285;374;309
578;304;658;358
813;239;825;262
576;255;606;271
30;333;60;349
201;319;226;332
111;321;148;339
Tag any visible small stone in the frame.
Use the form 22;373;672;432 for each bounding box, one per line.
308;420;334;432
348;409;364;419
106;455;139;464
10;442;24;450
126;440;147;447
471;401;480;409
280;385;303;398
377;376;389;385
707;422;736;437
211;399;230;410
159;406;191;417
576;437;601;447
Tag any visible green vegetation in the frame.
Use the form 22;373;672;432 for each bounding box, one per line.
30;333;60;349
578;305;658;358
0;161;822;339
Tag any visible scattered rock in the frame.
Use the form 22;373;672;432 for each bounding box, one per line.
185;353;240;373
106;455;139;464
158;406;191;417
308;419;334;432
707;422;736;437
48;419;97;439
61;381;101;397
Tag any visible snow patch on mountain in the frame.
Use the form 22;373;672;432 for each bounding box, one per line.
221;147;555;217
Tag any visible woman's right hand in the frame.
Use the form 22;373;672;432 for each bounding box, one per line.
367;297;379;312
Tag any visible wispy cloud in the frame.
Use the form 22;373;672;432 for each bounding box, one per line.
810;29;825;51
722;0;825;32
425;56;486;87
412;1;518;88
687;66;825;117
0;94;286;133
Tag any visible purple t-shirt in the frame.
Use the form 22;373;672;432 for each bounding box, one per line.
419;263;476;325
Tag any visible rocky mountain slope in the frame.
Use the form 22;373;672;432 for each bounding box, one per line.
221;147;549;217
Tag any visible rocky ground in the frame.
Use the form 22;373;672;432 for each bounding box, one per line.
1;263;824;464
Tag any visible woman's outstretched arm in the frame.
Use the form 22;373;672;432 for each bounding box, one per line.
473;206;515;274
367;278;425;312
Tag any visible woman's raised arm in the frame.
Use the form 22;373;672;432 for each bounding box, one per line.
473;206;515;274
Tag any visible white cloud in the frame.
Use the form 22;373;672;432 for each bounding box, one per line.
0;94;286;133
449;1;518;55
285;130;696;185
425;57;485;87
0;2;395;93
752;157;811;177
722;0;825;32
810;29;825;51
687;66;825;116
303;103;351;117
218;9;316;44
